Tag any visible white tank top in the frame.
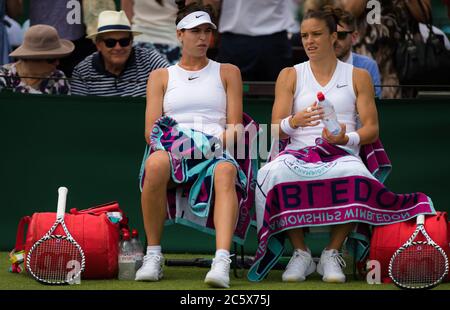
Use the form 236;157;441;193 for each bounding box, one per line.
163;60;227;137
287;60;359;155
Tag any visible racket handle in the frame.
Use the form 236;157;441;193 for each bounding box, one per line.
57;187;68;219
416;214;425;225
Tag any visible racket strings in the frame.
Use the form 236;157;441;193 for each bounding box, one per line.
28;237;82;283
391;243;447;288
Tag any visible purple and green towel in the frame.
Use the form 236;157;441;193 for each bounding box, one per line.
139;114;260;244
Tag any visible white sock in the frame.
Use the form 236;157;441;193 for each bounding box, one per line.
215;249;230;258
295;248;311;255
147;245;162;256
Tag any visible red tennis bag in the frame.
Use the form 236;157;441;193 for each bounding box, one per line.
11;202;127;279
369;211;450;282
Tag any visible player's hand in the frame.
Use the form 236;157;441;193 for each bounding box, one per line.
322;123;348;145
291;102;324;128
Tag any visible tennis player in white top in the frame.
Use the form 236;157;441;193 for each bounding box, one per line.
136;2;243;288
271;5;379;283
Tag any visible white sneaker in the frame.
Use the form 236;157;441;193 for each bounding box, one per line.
204;255;232;288
135;253;164;281
316;249;346;283
282;248;316;282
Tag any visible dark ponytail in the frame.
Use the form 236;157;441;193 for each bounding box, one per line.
175;1;216;26
303;5;344;33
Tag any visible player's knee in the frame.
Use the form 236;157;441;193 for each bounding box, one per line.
144;151;170;183
214;162;237;186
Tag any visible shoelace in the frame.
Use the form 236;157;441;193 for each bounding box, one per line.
329;252;346;269
212;255;233;273
286;250;310;269
143;254;163;265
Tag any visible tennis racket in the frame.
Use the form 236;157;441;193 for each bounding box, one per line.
389;214;449;289
26;187;85;284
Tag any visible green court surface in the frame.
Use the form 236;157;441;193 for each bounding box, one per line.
1;252;449;290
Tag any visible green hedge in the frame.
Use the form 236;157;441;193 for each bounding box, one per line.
1;92;449;253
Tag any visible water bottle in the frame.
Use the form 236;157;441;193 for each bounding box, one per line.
119;228;128;248
131;229;144;271
317;92;341;135
118;231;136;280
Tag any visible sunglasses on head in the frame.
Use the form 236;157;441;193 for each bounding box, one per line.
337;31;353;40
102;37;132;48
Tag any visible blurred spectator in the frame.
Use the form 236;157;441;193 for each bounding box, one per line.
215;0;294;81
122;0;181;64
348;0;435;98
83;0;117;37
445;0;450;18
1;0;23;65
301;0;336;13
29;0;96;77
5;15;24;50
288;0;301;38
337;0;367;17
334;10;381;98
0;24;73;94
289;1;309;64
1;1;10;64
71;10;169;97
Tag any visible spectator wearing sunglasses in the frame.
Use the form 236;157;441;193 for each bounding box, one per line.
0;24;73;94
334;10;381;98
71;10;169;97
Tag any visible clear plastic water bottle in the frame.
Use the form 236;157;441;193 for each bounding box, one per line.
119;228;128;248
131;229;144;271
118;231;136;280
317;92;341;135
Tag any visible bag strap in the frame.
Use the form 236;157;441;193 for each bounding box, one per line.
69;201;130;230
14;216;31;251
9;216;31;273
70;201;120;215
435;211;448;222
398;8;416;44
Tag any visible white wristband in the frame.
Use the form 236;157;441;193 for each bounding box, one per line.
346;132;361;146
280;116;298;136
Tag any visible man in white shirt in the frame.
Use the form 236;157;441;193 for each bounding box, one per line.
206;0;294;81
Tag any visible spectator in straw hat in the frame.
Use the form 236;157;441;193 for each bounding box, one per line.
71;10;169;97
0;24;74;94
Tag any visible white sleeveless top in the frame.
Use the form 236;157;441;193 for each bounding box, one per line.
288;60;359;155
163;60;227;137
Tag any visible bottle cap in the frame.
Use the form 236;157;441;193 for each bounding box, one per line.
317;92;325;101
132;229;138;238
122;231;130;241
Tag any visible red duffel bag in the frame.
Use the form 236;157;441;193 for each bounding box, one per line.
10;202;128;279
369;211;450;283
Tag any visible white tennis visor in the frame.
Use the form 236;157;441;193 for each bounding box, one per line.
176;11;217;30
